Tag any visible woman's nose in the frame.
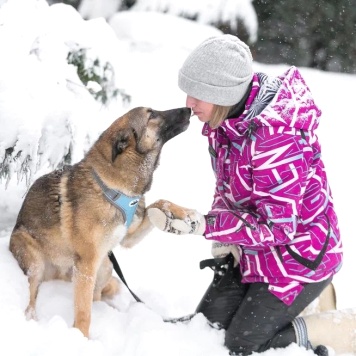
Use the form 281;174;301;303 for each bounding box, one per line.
186;96;196;108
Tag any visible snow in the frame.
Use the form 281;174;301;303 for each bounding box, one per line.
79;0;258;42
128;0;258;42
0;0;356;355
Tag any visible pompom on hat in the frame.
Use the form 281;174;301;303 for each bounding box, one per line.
178;34;253;106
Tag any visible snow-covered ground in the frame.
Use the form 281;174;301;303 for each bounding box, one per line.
1;1;356;355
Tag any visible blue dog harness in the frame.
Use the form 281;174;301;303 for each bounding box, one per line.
92;169;141;227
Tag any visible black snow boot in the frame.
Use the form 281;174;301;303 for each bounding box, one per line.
310;344;329;356
195;253;246;329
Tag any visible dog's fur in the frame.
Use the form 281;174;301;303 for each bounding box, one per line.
9;107;191;337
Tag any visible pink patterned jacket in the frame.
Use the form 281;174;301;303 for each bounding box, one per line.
202;66;343;305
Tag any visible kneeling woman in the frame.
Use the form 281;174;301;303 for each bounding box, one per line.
148;34;342;356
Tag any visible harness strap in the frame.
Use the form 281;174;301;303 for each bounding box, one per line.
92;169;140;227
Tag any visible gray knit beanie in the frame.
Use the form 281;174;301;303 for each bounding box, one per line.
178;34;253;106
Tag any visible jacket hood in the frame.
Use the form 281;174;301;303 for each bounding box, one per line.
217;66;322;140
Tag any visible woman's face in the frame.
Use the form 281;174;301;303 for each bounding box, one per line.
186;96;214;123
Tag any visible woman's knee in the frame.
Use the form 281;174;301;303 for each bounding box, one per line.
225;323;296;355
224;328;260;355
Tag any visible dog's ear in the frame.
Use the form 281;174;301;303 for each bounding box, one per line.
112;130;130;162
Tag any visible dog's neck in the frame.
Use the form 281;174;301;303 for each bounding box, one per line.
92;169;141;227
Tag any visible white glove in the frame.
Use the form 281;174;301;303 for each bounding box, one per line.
211;241;241;267
147;207;206;235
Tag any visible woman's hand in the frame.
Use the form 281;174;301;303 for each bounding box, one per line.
211;242;241;266
147;199;206;235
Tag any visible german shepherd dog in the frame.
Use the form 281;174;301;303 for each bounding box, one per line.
9;106;191;337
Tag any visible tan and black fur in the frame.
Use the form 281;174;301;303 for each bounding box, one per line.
9;106;191;337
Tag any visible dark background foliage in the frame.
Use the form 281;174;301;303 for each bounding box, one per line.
250;0;356;73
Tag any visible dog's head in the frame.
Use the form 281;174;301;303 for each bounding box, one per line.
109;107;191;162
90;106;191;180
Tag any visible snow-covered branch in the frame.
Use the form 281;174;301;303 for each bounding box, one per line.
0;0;130;187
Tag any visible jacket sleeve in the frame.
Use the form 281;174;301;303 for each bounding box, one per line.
204;130;313;247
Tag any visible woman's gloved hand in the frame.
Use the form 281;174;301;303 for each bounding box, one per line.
211;241;241;267
147;199;206;235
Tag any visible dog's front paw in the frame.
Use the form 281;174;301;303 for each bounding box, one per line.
147;207;179;234
147;199;193;220
147;202;206;235
25;305;37;321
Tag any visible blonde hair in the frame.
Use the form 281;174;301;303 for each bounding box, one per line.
208;105;234;129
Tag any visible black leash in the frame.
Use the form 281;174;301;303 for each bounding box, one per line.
108;251;197;324
108;251;143;303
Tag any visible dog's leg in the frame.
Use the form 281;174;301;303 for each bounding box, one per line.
120;212;154;248
9;229;45;321
72;253;100;337
120;198;154;248
94;256;120;301
100;276;120;299
25;269;45;320
121;199;194;248
147;199;196;220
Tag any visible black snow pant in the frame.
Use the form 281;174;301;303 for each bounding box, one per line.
196;253;332;356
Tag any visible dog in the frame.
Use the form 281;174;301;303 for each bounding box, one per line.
9;106;191;337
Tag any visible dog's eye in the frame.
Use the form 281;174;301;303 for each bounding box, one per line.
148;110;158;120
